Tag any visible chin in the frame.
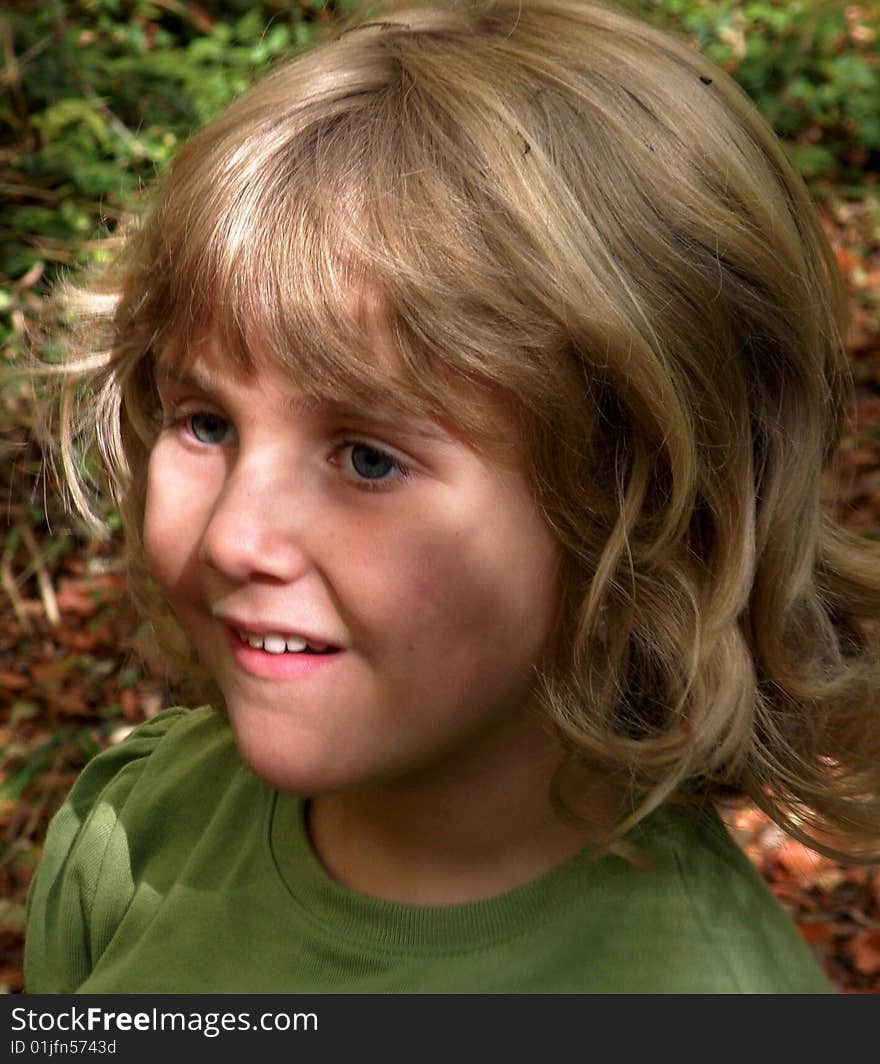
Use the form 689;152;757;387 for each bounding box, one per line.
224;705;357;796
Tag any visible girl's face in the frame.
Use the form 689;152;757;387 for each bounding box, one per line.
143;333;564;797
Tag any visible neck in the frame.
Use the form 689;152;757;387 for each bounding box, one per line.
306;725;618;906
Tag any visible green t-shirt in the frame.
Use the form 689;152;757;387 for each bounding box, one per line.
25;705;832;993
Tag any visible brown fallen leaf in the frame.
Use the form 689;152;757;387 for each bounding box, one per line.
0;671;29;691
55;580;98;617
797;922;835;947
848;930;880;977
836;246;865;276
120;688;140;716
29;662;69;688
774;838;838;883
54;629;100;652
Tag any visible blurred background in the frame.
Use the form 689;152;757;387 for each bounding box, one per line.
1;0;879;993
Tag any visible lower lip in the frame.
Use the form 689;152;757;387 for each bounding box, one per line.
227;628;345;679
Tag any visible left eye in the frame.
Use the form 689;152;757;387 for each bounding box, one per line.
187;412;234;445
339;440;410;489
348;443;396;479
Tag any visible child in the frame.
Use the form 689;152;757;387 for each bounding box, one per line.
23;0;880;993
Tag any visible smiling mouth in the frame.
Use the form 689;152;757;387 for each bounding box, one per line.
231;629;341;656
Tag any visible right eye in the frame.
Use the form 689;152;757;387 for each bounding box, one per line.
167;410;236;446
188;412;235;445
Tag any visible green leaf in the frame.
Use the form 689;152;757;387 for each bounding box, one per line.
0;742;54;802
37;99;112;151
789;143;837;179
10;702;40;724
0;900;28;931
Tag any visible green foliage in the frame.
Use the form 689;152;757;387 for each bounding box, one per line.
0;725;102;802
2;2;340;285
627;1;879;180
2;0;877;367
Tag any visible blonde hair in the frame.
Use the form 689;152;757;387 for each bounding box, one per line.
27;0;880;860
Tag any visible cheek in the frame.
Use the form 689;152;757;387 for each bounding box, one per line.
142;443;204;591
334;523;470;655
376;515;559;655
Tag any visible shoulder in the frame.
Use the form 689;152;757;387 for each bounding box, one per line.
24;705;242;992
44;705;235;845
66;703;225;796
627;803;833;993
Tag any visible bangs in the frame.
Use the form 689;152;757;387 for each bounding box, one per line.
144;156;443;422
126;52;556;458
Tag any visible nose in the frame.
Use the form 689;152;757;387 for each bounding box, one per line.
198;461;312;584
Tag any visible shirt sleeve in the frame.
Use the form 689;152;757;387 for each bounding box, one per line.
24;707;191;993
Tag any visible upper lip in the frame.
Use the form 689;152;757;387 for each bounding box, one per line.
216;614;343;649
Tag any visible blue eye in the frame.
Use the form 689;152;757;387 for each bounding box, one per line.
188;412;234;445
350;443;395;479
341;441;410;491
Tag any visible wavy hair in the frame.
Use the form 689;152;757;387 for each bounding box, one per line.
26;0;880;860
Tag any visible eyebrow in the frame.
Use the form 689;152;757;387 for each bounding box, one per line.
155;365;450;440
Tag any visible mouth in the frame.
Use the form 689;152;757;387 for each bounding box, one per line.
225;627;345;680
230;628;342;656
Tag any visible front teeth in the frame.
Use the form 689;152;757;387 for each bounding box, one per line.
238;630;309;654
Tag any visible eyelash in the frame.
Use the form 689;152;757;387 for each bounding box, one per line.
162;408;411;493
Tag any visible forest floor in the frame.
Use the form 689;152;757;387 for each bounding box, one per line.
1;187;879;994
